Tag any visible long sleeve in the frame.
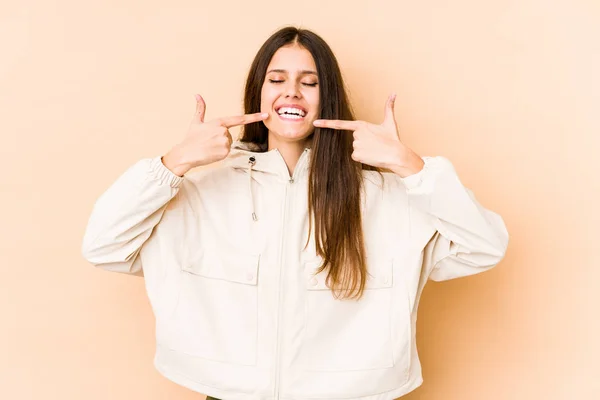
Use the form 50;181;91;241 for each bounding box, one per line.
401;156;509;281
81;156;184;275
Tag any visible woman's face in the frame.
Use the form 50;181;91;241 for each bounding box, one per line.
261;44;320;144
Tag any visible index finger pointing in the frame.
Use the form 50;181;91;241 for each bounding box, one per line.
313;119;362;131
220;112;269;128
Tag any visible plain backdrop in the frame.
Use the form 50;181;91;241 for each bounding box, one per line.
1;0;598;399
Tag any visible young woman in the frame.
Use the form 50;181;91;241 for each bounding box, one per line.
82;26;508;400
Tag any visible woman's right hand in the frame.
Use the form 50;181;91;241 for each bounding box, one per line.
162;94;268;177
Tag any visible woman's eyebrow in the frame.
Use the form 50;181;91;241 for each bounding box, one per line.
267;69;318;76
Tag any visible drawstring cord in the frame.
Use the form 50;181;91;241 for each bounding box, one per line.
248;156;258;222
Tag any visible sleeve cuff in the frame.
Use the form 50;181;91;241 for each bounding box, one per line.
148;156;184;188
400;156;433;190
400;156;455;191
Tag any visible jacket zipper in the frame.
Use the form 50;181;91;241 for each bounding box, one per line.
273;149;308;400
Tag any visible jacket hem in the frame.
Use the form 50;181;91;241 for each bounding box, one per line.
154;351;261;400
153;345;424;400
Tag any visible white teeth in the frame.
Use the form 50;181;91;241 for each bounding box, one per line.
277;107;306;117
280;114;302;119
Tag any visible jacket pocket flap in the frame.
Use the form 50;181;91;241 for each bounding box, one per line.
304;258;393;291
183;249;260;286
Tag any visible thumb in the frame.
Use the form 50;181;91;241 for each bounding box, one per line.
193;94;206;123
382;93;397;128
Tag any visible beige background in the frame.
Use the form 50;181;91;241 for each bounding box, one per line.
1;0;598;399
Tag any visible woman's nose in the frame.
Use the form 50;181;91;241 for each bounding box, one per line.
284;81;301;98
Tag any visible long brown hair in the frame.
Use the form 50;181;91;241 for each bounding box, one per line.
239;26;371;300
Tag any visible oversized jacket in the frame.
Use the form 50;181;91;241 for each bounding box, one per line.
81;141;509;400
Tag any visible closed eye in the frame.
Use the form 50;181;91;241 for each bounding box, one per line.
268;79;318;87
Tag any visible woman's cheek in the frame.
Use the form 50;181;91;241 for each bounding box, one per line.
263;116;279;133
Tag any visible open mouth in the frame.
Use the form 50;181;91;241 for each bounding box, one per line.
275;106;307;122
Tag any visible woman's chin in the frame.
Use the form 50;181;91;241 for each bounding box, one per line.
267;125;314;142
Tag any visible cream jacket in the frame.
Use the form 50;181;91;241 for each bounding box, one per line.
81;142;509;400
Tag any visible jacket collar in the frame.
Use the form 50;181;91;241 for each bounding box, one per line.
226;141;312;180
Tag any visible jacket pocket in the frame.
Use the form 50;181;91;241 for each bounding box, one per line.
298;258;408;372
162;248;260;366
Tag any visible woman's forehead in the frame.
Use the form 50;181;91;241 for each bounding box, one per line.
267;45;317;73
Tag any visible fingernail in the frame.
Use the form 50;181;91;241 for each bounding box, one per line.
313;120;322;126
195;94;200;101
262;113;269;118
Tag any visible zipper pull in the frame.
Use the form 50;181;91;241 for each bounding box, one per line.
289;178;294;183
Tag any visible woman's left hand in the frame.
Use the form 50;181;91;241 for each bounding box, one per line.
313;94;425;178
